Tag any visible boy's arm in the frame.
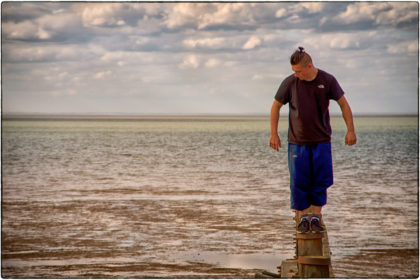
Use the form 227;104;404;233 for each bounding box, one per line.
337;96;357;146
270;100;283;151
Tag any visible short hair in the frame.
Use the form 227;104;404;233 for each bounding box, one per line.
290;46;313;66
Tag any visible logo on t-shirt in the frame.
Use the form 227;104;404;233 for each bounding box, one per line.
318;84;325;89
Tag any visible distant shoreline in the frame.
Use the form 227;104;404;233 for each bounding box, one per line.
1;113;418;121
1;114;271;121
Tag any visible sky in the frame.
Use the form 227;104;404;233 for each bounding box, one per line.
2;1;419;115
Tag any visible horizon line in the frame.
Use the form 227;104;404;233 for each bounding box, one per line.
2;112;418;120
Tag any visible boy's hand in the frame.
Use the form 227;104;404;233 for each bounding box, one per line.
345;131;357;146
270;135;281;151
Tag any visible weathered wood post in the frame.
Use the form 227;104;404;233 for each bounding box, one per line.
278;209;333;278
295;209;331;278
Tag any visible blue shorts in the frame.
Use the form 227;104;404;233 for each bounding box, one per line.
288;142;333;211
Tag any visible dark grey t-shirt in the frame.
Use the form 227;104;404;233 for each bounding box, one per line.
275;69;344;145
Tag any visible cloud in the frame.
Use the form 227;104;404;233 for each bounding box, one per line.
196;3;254;29
2;43;95;63
178;55;200;69
163;3;273;31
163;3;210;29
79;3;161;27
275;8;287;19
2;21;46;40
329;35;360;50
336;2;390;24
374;2;419;27
2;2;419;115
1;2;53;23
302;31;390;52
94;70;112;79
183;37;227;49
325;2;418;30
387;40;418;55
243;36;261;50
300;3;325;14
81;4;122;27
2;5;86;43
204;58;221;68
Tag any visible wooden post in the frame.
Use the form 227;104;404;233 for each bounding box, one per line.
298;256;331;278
279;259;298;278
296;232;323;256
279;209;334;278
295;209;331;278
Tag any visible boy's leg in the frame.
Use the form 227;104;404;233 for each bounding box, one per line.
288;143;314;233
288;143;312;212
311;205;322;215
307;143;333;232
309;142;333;208
298;205;321;215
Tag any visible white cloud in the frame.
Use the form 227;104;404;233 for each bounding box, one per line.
252;73;286;81
183;37;226;49
37;28;52;39
163;3;210;29
37;12;81;32
178;55;200;69
375;2;419;26
387;40;419;55
285;14;301;25
2;7;82;42
198;3;252;29
3;21;42;40
3;43;88;63
243;36;261;50
100;51;159;65
66;89;78;96
303;32;364;51
300;3;324;13
78;3;161;27
81;3;124;27
333;2;418;27
223;61;238;67
335;2;386;24
275;8;286;18
205;58;221;68
164;3;256;30
329;36;360;50
94;70;112;79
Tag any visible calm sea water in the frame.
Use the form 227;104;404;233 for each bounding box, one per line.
2;116;418;278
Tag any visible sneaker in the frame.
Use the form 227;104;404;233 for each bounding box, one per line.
310;217;324;233
297;216;310;233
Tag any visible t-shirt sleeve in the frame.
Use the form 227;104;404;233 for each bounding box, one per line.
274;78;290;105
329;75;344;101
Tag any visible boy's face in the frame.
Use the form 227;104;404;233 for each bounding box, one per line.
291;63;312;81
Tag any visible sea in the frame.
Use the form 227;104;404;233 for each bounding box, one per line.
1;115;418;278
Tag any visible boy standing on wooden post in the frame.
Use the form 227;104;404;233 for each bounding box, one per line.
269;47;357;233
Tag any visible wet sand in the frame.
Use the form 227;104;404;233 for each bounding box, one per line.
2;199;285;278
2;199;418;278
333;248;418;278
